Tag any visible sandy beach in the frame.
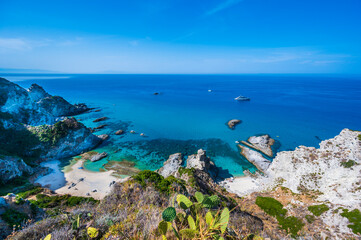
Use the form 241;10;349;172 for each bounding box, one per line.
36;160;128;199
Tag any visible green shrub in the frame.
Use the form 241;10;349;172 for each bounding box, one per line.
308;204;329;216
0;126;41;164
358;134;361;141
340;208;361;234
277;216;304;238
17;186;43;199
133;170;186;194
0;176;33;196
1;208;29;229
305;214;315;223
256;196;304;238
255;196;287;218
30;194;98;208
340;160;357;168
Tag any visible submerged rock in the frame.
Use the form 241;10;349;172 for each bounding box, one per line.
157;153;183;178
227;119;241;130
93;124;107;130
93;117;108;123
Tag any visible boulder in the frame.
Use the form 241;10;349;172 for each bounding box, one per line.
227;119;241;130
157;153;183;178
90;152;108;162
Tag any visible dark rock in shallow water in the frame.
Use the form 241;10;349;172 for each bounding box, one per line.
93;124;107;130
93;117;108;123
115;130;124;135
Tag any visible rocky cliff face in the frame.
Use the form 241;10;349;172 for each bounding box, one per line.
266;129;361;207
0;155;33;183
225;129;361;239
0;78;90;126
0;78;101;183
28;118;102;161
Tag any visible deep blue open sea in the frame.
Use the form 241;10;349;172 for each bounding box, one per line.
4;74;361;177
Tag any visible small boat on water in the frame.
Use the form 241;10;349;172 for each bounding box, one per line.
234;95;250;101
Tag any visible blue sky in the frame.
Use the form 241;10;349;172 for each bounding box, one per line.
0;0;360;73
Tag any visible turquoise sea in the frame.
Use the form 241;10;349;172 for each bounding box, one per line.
5;74;361;177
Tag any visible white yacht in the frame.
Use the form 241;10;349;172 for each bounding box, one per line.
234;95;250;101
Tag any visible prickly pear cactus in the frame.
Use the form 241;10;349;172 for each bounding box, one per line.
202;195;220;208
218;207;230;233
158;220;171;235
176;194;193;209
194;191;204;203
43;234;52;240
87;227;99;238
179;229;197;239
162;207;177;222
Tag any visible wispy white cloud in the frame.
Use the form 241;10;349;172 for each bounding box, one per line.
58;37;83;46
0;38;32;50
205;0;244;16
129;40;139;46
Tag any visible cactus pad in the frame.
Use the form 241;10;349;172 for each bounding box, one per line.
194;192;204;203
87;227;99;238
176;194;193;209
162;207;177;222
